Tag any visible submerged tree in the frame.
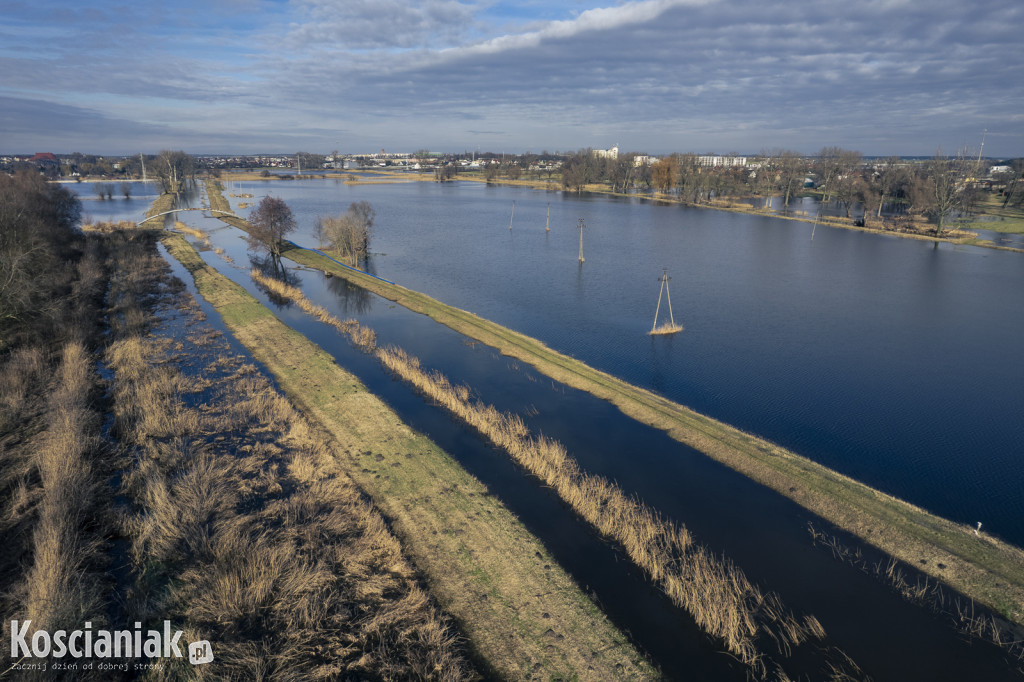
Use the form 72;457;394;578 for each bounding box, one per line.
318;200;375;265
154;150;196;194
247;196;296;259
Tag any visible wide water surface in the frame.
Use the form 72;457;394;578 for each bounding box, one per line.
169;194;1020;679
221;177;1024;547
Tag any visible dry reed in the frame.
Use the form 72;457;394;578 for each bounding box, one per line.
376;345;824;675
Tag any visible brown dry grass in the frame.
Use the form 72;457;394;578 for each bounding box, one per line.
104;230;476;680
0;226;112;678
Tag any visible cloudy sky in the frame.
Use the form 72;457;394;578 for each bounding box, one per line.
2;0;1022;156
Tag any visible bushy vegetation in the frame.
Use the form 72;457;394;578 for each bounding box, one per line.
0;171;84;344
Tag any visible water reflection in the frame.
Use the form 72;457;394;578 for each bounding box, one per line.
325;274;374;315
248;254;300;308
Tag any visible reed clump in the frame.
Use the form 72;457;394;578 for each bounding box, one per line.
649;321;683;335
250;268;376;350
174;220;211;247
81;219;138;232
374;345;825;675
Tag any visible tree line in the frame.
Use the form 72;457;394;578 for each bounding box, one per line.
558;147;1023;235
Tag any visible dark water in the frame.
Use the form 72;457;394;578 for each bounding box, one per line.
163;197;1021;679
219;178;1024;548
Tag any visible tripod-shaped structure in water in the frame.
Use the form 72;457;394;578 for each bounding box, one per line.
649;268;683;335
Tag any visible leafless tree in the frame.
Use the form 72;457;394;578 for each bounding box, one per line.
154;150;196;194
318;201;375;265
775;150;806;208
926;149;970;235
247;196;297;259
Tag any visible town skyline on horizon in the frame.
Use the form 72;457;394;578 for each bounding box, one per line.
3;0;1022;158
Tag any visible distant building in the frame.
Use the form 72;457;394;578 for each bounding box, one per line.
593;146;619;160
697;155;747;168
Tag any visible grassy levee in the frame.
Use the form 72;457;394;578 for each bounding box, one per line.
159;230;656;680
222;229;1024;628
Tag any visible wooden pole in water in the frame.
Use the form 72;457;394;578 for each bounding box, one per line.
651;273;665;333
577;217;585;262
546;203;550;232
509;200;515;230
664;270;676;326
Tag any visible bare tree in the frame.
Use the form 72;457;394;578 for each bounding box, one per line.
815;146;843;202
926;149;969;235
775;150;806;208
650;156;676;195
830;150;864;218
868;156;903;218
247;196;297;259
318;201;375;265
752;150;778;210
120;182;133;200
0;171;81;328
154;150;196;194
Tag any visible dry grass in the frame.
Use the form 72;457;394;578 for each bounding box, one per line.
0;342;110;680
649;322;683;335
250;269;376;350
103;229;476;680
23;343;107;634
0;224;112;678
81;219;137;233
173;220;212;248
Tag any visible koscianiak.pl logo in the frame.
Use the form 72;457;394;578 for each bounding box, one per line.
8;620;214;672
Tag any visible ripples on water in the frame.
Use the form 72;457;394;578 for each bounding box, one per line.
138;177;1024;548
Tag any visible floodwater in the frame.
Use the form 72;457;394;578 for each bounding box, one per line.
139;177;1021;680
216;177;1024;547
68;180;161;223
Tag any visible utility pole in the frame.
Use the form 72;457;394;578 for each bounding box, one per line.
140;153;146;183
577;218;586;263
976;129;987;176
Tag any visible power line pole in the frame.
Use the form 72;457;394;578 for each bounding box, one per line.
577;217;586;263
